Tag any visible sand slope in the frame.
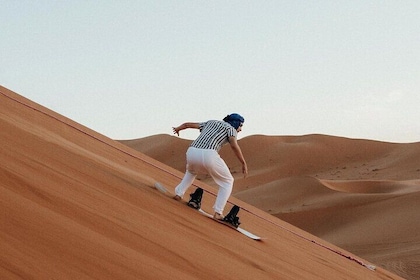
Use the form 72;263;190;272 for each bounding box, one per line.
122;131;420;279
5;84;416;280
0;86;406;279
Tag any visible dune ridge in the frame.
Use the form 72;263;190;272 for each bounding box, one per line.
122;129;420;279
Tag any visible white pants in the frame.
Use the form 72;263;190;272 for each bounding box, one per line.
174;147;234;214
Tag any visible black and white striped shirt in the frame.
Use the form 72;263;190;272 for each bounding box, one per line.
191;120;237;151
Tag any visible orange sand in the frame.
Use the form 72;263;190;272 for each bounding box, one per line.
1;85;410;279
122;131;420;279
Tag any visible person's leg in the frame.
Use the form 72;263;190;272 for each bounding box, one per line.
174;170;196;198
174;147;202;198
205;151;234;216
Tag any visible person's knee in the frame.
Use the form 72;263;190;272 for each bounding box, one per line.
220;179;233;192
226;175;234;188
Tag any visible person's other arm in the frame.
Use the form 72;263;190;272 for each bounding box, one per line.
173;122;200;136
228;136;248;178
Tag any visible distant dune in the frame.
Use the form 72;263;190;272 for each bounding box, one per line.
121;130;420;279
0;84;409;279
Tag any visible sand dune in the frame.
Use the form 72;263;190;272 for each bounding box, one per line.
0;85;409;279
320;179;420;194
122;130;420;279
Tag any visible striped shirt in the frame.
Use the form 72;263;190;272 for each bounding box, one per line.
191;120;237;151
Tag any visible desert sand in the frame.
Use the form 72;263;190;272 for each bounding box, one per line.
0;84;413;279
122;130;420;279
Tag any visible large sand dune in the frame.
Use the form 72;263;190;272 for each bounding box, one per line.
122;129;420;279
0;85;408;279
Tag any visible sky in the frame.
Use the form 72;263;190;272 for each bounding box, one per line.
1;1;419;143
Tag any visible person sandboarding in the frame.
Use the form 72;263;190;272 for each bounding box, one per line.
172;114;248;228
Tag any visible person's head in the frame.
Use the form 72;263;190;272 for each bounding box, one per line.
223;113;244;132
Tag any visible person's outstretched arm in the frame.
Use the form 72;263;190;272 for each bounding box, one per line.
228;136;248;178
173;122;200;136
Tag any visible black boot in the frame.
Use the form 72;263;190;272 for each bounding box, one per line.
222;205;241;228
187;188;203;210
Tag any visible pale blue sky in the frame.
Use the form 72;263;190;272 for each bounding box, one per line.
1;1;419;142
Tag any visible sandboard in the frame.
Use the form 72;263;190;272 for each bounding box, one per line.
154;182;263;241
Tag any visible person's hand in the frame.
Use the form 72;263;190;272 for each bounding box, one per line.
242;163;248;178
172;127;180;136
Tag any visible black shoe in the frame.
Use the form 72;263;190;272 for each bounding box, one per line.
187;188;203;210
222;205;241;228
222;216;240;228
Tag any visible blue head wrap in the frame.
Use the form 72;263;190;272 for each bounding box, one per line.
223;113;244;129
